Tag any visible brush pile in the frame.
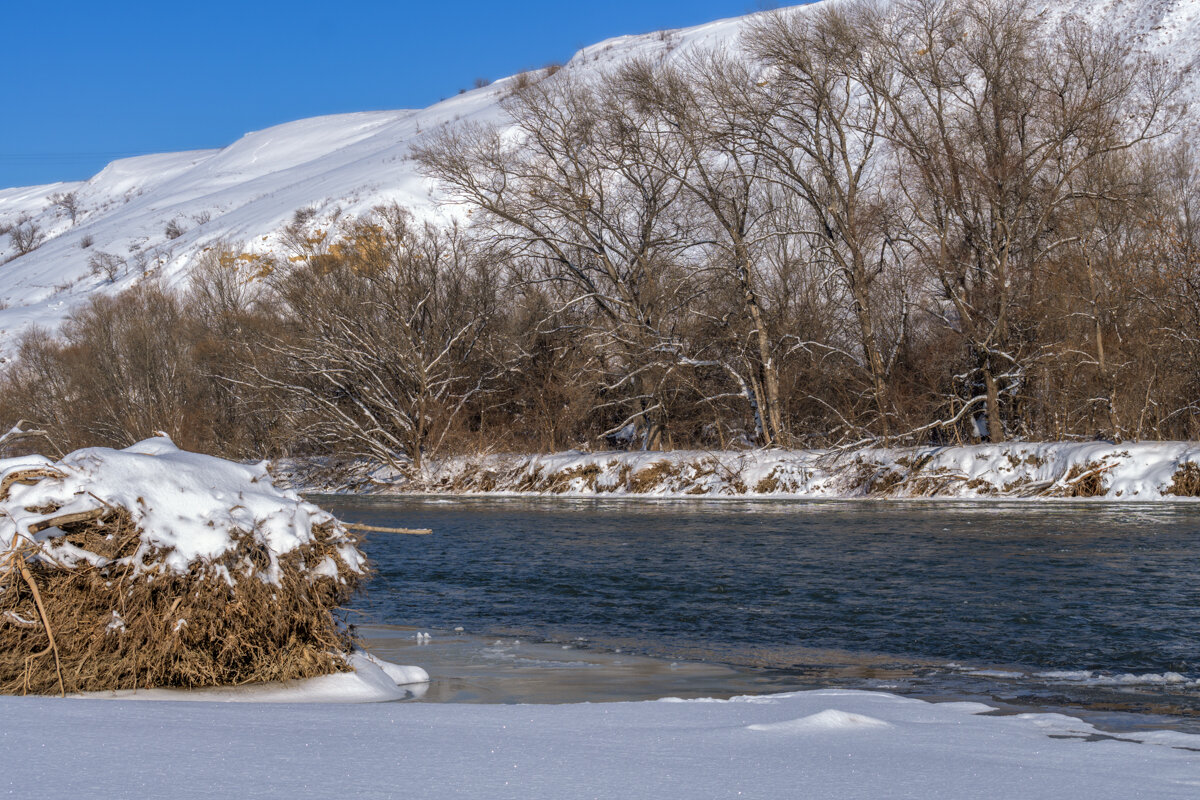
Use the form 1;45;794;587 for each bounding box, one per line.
0;437;367;695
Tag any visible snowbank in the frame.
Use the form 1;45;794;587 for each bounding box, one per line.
334;441;1200;500
3;688;1197;798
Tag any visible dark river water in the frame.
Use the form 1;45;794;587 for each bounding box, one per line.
321;495;1200;729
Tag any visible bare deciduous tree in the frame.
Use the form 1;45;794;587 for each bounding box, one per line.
1;214;45;257
867;0;1178;441
48;192;80;225
256;206;501;471
415;72;707;450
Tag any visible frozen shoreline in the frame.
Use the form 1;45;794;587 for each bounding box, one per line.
7;629;1199;797
296;441;1200;501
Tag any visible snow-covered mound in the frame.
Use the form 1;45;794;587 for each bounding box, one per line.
1;0;1198;357
373;441;1200;499
0;437;369;695
0;436;364;580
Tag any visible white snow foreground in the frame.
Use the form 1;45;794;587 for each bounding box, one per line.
2;689;1197;799
358;440;1200;500
0;436;365;582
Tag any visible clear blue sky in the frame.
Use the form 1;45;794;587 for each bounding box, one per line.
1;0;788;189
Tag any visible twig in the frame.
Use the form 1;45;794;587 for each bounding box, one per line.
11;551;65;697
28;508;106;534
0;468;65;502
340;522;432;535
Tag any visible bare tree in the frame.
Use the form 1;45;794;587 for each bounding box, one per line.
867;0;1178;441
48;192;80;225
746;2;909;439
415;71;706;450
613;53;795;446
257;206;501;472
2;214;45;257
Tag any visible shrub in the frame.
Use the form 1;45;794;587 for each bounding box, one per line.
87;251;126;282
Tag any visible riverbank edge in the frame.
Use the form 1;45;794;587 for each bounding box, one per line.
283;440;1200;501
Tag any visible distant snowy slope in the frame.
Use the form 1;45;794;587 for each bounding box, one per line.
1;0;1197;357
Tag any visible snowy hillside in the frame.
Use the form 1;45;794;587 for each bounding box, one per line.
0;0;1196;357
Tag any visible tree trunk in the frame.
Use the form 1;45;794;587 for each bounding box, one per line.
983;366;1005;443
735;246;785;447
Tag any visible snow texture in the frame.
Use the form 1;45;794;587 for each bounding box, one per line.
0;436;363;582
350;440;1200;500
2;687;1197;798
2;0;1198;358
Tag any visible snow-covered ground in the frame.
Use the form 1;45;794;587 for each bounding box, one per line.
4;683;1198;798
314;440;1200;500
1;0;1198;358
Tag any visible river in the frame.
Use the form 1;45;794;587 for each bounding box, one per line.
320;495;1200;732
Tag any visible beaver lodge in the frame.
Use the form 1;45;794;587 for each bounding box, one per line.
0;436;367;695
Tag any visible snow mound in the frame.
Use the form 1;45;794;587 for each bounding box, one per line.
0;436;363;582
0;438;370;695
747;708;893;732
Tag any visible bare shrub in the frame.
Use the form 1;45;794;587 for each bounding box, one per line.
292;206;317;226
1;214;45;257
1167;463;1200;497
87;251;126;282
260;204;503;471
164;218;186;239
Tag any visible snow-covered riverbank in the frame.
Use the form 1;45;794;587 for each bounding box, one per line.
5;683;1199;799
304;441;1200;500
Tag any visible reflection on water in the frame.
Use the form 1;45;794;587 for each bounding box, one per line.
324;495;1200;730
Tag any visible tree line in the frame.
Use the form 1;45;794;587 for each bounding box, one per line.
3;0;1199;468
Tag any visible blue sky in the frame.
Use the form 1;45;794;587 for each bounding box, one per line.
1;0;784;189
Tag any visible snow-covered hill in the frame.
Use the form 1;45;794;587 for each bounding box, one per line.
0;0;1196;357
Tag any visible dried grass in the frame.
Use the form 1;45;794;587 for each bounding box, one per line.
0;510;363;696
627;461;680;493
1050;461;1112;498
543;464;602;493
1166;462;1200;497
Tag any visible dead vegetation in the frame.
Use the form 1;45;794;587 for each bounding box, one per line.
544;464;603;493
627;461;681;493
1050;462;1114;498
0;488;363;696
1167;462;1200;497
